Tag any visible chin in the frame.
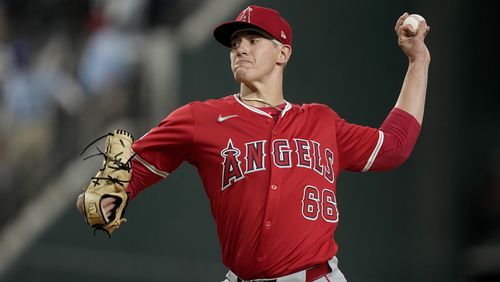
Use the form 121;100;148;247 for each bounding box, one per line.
233;70;251;83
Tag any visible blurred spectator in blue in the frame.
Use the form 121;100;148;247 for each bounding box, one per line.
0;0;88;216
79;0;144;98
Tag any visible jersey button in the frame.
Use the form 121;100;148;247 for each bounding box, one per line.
271;184;277;190
257;256;263;263
265;221;272;228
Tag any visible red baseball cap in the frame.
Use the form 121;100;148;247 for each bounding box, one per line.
213;5;292;47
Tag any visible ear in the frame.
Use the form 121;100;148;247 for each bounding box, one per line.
277;45;292;65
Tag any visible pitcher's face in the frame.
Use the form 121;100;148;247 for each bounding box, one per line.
230;31;282;84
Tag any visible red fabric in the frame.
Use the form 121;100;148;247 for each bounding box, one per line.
127;159;162;200
125;95;419;279
335;115;380;171
370;108;421;171
214;5;292;47
306;262;331;282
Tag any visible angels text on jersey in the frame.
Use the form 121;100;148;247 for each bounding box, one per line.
220;138;335;190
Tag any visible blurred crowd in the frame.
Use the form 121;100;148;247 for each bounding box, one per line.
0;0;204;229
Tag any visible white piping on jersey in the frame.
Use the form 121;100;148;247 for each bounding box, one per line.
361;130;384;172
234;94;292;118
132;150;170;178
281;101;292;117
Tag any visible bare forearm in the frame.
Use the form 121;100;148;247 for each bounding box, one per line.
395;58;430;124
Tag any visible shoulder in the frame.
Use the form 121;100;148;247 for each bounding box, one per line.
173;94;237;122
292;102;340;119
167;95;235;116
189;94;237;109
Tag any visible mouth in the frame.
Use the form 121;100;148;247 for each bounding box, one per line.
234;60;252;66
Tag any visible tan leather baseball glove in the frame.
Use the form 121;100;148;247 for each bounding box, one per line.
80;129;134;236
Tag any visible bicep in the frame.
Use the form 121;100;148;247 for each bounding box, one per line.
336;118;381;171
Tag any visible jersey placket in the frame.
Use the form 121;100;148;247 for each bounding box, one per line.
254;112;286;265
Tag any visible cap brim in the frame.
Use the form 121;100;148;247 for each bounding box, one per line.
213;21;269;47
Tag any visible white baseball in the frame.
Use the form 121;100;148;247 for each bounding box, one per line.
403;14;425;33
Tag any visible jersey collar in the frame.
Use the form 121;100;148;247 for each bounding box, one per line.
233;94;292;118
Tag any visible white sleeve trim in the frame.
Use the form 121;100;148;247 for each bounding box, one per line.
133;150;170;178
361;130;384;172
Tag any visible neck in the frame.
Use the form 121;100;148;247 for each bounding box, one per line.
239;79;284;108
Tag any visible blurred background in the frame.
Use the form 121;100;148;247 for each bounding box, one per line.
0;0;498;281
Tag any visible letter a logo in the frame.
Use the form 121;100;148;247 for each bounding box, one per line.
238;7;253;23
221;139;244;190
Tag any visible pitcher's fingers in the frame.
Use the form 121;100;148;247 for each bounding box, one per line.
399;24;414;35
101;197;116;216
102;197;116;206
395;12;409;31
104;203;116;217
416;20;428;36
76;193;84;214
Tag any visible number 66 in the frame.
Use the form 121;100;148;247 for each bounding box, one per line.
302;185;339;223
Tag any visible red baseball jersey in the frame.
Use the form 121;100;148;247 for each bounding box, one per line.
129;94;420;279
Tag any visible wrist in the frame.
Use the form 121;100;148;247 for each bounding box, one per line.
408;53;431;65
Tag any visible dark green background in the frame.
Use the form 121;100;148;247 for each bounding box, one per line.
3;0;498;281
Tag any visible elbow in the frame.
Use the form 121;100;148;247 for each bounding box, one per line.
370;146;414;171
388;149;412;169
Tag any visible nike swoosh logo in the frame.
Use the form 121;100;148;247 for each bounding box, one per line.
218;114;239;123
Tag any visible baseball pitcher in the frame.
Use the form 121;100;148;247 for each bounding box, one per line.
77;5;430;282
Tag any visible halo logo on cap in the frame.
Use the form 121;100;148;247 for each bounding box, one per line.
213;5;293;47
238;7;252;23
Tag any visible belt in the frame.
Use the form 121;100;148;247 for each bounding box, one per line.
236;261;331;282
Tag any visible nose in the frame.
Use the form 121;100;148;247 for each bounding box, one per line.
235;39;250;55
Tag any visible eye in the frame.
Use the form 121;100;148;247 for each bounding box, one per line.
249;38;260;45
231;40;240;49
